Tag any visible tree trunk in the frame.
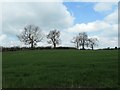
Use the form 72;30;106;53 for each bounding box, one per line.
53;43;56;48
82;41;85;50
82;43;85;50
77;42;79;49
31;38;34;49
31;37;34;49
31;42;34;49
82;46;85;50
92;45;93;50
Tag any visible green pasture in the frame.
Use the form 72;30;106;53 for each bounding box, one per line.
2;50;118;88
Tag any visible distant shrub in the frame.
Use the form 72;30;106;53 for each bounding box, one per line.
2;46;77;52
115;47;117;50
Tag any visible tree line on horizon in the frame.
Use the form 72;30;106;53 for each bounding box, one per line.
17;24;98;50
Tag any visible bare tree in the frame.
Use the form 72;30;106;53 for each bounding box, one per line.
47;29;60;48
71;32;88;49
17;25;43;48
88;38;98;50
71;35;80;49
79;32;88;50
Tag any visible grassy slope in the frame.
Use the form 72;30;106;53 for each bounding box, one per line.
2;50;118;88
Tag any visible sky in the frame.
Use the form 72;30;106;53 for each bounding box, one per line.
0;0;118;49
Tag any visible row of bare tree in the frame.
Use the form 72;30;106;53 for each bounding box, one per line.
17;25;98;50
71;32;98;50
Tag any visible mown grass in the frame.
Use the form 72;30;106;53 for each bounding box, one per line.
2;50;118;88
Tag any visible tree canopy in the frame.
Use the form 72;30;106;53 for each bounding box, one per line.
17;25;43;48
47;30;60;48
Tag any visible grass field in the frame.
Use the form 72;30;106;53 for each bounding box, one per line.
2;50;118;88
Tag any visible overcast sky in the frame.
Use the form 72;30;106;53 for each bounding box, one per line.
0;1;118;49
